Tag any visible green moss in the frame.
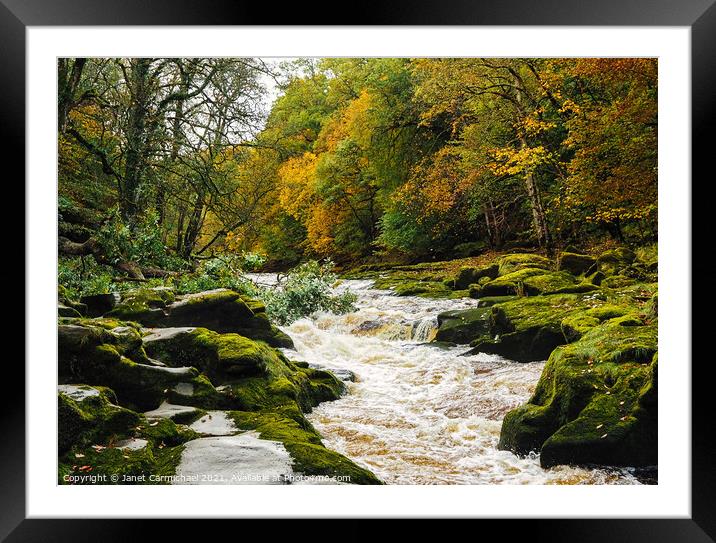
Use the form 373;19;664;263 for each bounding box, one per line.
58;386;140;454
558;252;596;275
601;275;637;289
480;268;594;297
561;314;600;342
136;417;199;446
435;307;492;344
230;409;382;484
585;304;629;321
498;318;657;468
476;295;517;307
453;264;499;290
468;294;600;361
597;247;636;276
59;440;185;485
497;253;552;276
59;327;200;410
145;327;287;380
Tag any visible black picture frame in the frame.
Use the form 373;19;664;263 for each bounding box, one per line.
4;0;707;539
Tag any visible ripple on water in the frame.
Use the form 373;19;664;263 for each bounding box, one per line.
269;278;641;485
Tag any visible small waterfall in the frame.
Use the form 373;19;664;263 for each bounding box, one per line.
411;316;438;342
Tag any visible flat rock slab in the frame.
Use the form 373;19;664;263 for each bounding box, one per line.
142;327;196;343
144;401;200;421
189;411;238;436
173;432;294;485
58;384;101;402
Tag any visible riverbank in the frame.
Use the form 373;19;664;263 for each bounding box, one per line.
57;245;657;484
342;246;658;473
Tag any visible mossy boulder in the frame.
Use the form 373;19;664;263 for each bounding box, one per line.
230;407;382;485
597;247;636;276
453;264;499;290
497;253;551;276
58;385;140;454
143;326;343;412
479;268;593;297
558;252;596;275
144;327;285;380
601;275;637;289
58;303;82;318
466;294;588;362
109;288;293;348
560;314;600;342
435;307;492;344
58;323;199;410
498;319;657;468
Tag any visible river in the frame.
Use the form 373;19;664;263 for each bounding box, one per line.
276;278;641;485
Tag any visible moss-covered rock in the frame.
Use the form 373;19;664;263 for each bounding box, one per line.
498;319;657;468
558;252;596;275
560;314;600;342
597;247;636;276
58;385;140;454
109;288;293;348
143;327;343;412
466;294;588;362
230;407;382;484
435;307;492;344
601;275;637;289
497;253;552;276
58;324;199;410
58;303;82;318
479;268;596;297
453;264;499;290
144;327;282;379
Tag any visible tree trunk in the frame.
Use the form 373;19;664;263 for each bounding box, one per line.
58;58;86;133
513;71;552;251
181;191;205;258
122;58;152;220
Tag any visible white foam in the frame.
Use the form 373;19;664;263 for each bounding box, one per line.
284;279;640;485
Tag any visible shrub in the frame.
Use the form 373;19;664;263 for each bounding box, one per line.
259;260;357;325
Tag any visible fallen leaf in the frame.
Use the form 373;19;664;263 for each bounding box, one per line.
74;453;85;458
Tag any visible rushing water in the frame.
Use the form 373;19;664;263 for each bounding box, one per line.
255;276;640;485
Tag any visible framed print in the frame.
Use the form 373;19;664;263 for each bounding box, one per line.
4;0;710;539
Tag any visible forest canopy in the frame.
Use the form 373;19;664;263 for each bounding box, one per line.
58;57;657;273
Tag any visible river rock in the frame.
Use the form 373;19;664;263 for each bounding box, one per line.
189;411;238;436
173;432;295;485
58;323;199;410
144;401;203;424
498;319;657;469
452;264;499;290
559;252;596;275
435;307;492;344
108;288;293;348
465;294;584;362
58;384;140;454
596;247;636;276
